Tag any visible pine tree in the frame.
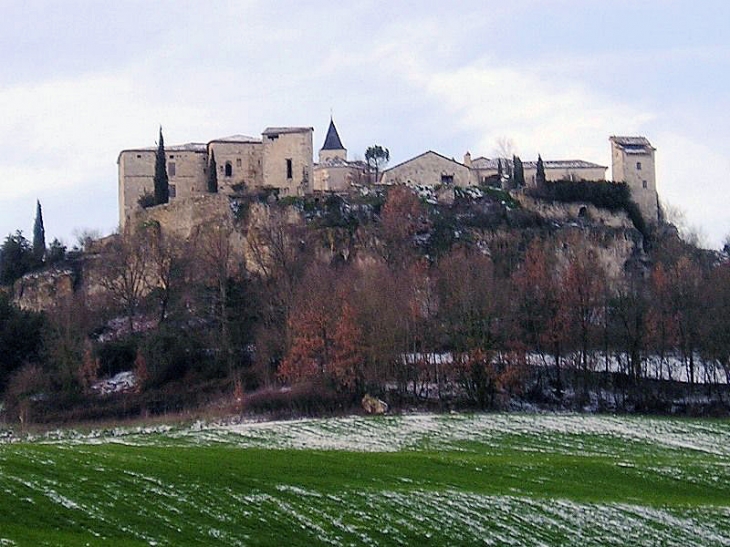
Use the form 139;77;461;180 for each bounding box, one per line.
536;154;546;186
154;127;169;205
32;200;46;266
207;150;218;193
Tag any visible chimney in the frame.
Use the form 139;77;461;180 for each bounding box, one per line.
463;151;472;168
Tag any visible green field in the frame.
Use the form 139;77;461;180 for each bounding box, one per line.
1;414;729;546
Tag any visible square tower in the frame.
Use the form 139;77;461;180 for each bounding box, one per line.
610;136;658;224
262;127;314;196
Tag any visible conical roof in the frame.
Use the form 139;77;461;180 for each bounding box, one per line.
321;118;345;151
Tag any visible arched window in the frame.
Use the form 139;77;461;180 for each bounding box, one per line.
225;162;233;177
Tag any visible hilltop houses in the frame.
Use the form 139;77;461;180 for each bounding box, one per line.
117;118;659;228
118;127;314;229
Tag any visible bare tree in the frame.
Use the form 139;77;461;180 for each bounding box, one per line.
97;230;151;333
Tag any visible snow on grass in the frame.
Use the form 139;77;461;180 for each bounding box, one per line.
1;414;729;545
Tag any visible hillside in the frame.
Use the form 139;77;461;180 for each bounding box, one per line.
1;182;727;424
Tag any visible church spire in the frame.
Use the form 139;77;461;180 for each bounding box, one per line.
321;117;345;151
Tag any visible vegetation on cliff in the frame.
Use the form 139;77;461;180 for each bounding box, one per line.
0;185;729;424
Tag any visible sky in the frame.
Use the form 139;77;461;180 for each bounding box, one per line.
0;0;728;248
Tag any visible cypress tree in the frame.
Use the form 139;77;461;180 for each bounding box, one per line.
154;127;169;205
207;150;218;193
32;200;46;265
513;155;525;187
536;154;546;186
497;158;503;179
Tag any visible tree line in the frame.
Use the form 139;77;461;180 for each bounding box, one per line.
1;186;729;422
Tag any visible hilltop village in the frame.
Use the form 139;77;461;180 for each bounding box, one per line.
3;115;729;426
118;119;659;231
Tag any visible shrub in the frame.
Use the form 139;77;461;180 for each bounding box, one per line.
529;180;648;238
138;193;156;209
97;339;138;377
242;380;351;417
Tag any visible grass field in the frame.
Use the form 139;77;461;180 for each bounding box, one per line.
1;413;729;546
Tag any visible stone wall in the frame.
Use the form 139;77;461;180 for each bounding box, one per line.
118;148;207;229
128;193;234;240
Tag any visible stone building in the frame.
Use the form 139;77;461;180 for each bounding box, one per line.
469;156;607;187
610;136;659;223
312;118;368;192
380;150;607;189
118;126;313;229
380;151;471;187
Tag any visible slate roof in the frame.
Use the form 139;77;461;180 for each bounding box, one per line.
321;118;345;151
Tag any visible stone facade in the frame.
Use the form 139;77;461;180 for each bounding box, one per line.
262;127;314;196
380;151;471;187
208;136;263;193
381;150;607;190
118;127;313;229
610;136;658;224
118;144;207;230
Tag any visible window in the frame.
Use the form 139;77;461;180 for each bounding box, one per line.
168;162;176;177
136;154;142;158
169;184;176;198
225;162;233;177
236;158;242;168
286;159;293;179
636;161;642;170
441;174;454;185
642;180;648;189
169;155;175;159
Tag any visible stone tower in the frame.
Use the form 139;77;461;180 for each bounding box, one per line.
319;118;347;163
610;136;658;224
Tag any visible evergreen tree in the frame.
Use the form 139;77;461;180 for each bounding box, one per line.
0;231;33;285
536;154;546;186
47;238;67;265
154;127;169;205
32;200;46;266
497;158;503;179
207;150;218;193
513;155;525;187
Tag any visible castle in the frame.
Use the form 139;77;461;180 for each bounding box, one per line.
117;119;659;228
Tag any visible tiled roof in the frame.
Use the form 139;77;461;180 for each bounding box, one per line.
471;157;606;170
525;159;607;170
321;119;345;151
610;136;652;147
383;150;467;173
120;143;207;154
209;135;261;144
263;127;313;135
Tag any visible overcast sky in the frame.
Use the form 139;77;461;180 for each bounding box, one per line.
1;0;728;248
